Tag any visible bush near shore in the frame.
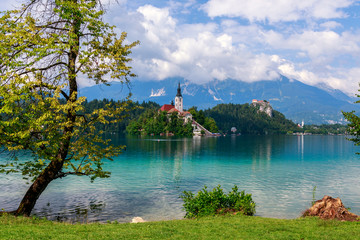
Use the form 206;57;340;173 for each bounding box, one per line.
180;185;256;218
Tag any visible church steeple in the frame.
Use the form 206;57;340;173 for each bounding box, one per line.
175;82;183;112
176;82;182;97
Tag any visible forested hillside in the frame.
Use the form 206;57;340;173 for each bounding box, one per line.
81;100;339;135
204;103;300;134
82;99;160;133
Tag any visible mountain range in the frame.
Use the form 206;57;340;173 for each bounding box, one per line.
79;76;359;124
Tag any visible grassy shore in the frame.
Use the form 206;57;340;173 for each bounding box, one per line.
1;214;359;240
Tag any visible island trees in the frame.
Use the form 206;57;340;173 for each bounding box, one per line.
126;110;194;136
0;0;138;216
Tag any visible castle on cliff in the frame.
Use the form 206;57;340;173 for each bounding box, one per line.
251;99;273;117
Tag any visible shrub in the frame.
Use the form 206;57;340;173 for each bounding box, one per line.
180;185;256;218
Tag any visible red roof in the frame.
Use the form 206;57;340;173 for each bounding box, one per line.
160;104;176;112
180;111;192;116
168;108;180;113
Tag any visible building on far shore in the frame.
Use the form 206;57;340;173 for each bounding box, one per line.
251;99;273;117
175;82;183;112
159;83;214;136
159;83;193;123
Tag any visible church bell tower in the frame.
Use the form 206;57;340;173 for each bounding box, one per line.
175;82;183;112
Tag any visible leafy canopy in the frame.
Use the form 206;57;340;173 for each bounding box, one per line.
0;0;139;182
343;90;360;153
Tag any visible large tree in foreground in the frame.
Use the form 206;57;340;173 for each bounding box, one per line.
0;0;138;216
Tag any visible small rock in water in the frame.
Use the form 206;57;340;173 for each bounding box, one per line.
131;217;146;223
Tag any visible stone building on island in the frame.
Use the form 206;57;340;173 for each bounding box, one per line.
175;82;183;112
159;83;193;123
159;83;213;136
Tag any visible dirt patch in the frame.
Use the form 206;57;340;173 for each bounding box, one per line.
303;195;359;221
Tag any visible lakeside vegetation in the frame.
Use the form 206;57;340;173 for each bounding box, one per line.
1;214;360;240
181;185;256;218
297;124;347;135
81;99;348;135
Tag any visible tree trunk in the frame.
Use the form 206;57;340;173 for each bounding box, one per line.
15;154;65;216
13;0;80;217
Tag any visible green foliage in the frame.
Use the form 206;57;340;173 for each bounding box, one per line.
343;90;360;152
343;111;360;148
188;107;219;133
126;109;193;137
311;186;317;206
81;100;160;133
203;117;219;133
180;185;256;218
204;103;300;134
302;124;347;135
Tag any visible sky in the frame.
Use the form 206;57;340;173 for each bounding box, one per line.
1;0;360;96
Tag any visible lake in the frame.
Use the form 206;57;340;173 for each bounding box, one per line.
1;135;360;223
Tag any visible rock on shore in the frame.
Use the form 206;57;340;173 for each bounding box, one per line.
131;217;146;223
303;195;359;221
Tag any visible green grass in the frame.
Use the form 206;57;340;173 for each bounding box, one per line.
1;214;360;240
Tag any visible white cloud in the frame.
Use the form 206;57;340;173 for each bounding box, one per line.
202;0;354;23
278;61;320;85
137;5;176;45
320;21;343;30
263;30;360;63
128;5;281;84
274;57;360;95
116;4;358;95
98;2;360;96
2;0;355;96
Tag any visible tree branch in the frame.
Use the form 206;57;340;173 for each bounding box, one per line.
55;171;88;179
29;82;69;100
76;114;88;123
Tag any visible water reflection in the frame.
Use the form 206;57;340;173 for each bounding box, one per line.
250;136;273;171
297;135;304;159
1;135;360;222
36;201;106;223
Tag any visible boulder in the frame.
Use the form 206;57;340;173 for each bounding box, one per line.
303;195;359;221
131;217;146;223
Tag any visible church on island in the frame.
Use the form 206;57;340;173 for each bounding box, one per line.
159;83;193;124
159;83;213;136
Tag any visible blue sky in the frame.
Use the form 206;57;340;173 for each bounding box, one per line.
2;0;360;95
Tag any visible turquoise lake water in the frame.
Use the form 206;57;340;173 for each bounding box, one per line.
1;135;360;222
